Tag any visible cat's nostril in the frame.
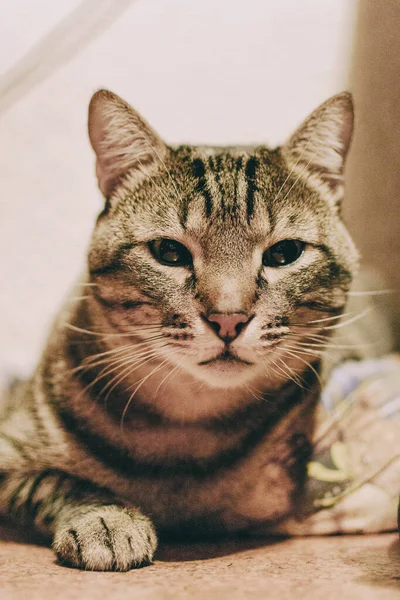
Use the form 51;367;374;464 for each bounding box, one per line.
203;313;252;343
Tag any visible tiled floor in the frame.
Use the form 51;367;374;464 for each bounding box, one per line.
1;523;399;599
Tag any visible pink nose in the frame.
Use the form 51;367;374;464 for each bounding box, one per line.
205;313;251;343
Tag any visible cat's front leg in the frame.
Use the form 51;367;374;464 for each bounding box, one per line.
2;469;157;571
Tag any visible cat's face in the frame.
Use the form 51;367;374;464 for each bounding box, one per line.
87;90;358;389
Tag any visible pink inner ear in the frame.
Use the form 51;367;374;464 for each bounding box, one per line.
96;158;119;198
89;97;118;196
92;115;121;197
88;89;167;199
340;107;354;160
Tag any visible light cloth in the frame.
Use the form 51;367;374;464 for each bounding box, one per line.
277;354;400;535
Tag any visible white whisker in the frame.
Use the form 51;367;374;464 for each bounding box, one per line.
102;349;168;406
279;347;322;388
306;312;350;325
153;356;186;400
273;356;306;390
140;133;185;205
78;348;163;402
320;306;372;331
120;352;181;434
274;112;327;202
346;289;394;297
279;141;326;204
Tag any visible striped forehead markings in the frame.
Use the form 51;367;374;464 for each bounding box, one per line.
208;155;225;214
233;156;244;216
244;156;258;223
191;158;213;218
190;153;259;221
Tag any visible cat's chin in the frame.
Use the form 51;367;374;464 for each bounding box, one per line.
185;360;263;389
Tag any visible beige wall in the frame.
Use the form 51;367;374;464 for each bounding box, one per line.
345;0;400;339
0;0;361;374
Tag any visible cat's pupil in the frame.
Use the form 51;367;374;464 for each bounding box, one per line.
262;240;304;268
149;239;192;267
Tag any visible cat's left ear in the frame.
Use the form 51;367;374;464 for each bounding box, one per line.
88;89;167;198
281;92;354;206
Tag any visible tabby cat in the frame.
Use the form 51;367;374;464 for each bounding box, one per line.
0;90;393;571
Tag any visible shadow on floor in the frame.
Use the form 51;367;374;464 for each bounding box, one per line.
156;536;281;562
0;519;49;546
344;537;400;591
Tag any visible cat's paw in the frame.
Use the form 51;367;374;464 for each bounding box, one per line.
53;505;157;571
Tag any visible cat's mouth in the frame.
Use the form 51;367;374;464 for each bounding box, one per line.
198;350;253;367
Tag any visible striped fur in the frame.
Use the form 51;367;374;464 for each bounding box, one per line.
0;90;394;571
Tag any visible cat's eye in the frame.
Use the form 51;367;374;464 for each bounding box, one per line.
149;239;192;267
262;240;305;268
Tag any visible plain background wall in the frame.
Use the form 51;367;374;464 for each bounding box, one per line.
345;0;400;339
0;0;358;374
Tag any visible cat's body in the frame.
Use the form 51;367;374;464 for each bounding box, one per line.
0;91;395;570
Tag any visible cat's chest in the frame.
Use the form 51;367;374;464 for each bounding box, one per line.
177;430;308;532
127;428;309;533
65;401;314;533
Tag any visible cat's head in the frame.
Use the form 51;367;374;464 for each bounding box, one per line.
86;90;358;390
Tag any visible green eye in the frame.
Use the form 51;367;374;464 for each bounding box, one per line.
262;240;305;268
149;239;192;267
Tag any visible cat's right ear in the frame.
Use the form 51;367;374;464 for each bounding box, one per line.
281;92;354;207
88;89;167;198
